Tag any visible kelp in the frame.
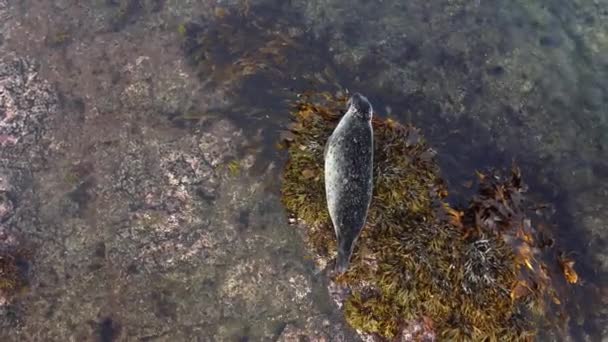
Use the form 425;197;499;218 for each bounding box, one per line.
180;4;301;91
280;91;574;341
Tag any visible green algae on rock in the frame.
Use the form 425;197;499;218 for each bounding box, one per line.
280;92;571;341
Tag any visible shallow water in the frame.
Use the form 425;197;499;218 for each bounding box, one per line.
0;0;606;341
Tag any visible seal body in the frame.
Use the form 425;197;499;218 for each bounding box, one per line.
324;93;374;274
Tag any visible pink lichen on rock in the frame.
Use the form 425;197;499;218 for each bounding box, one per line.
130;120;245;269
0;135;17;146
0;55;57;148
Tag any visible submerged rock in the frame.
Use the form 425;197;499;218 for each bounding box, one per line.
280;92;575;341
0;226;29;322
0;54;54;329
0;55;57;151
277;315;350;342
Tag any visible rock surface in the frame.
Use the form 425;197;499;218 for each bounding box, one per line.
0;0;605;340
0;2;351;340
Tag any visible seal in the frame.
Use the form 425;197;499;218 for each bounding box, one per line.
324;93;374;274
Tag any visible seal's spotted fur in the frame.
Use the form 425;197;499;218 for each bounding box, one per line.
324;93;374;274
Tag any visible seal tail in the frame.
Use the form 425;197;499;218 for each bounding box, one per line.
334;249;350;274
311;247;351;277
311;236;352;276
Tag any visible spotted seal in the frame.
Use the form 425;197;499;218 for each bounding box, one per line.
324;93;374;274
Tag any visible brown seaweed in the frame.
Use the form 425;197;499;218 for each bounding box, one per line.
280;91;574;341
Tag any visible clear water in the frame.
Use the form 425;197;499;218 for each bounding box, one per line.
0;0;605;340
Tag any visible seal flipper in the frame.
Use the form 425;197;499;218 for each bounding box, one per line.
335;249;350;274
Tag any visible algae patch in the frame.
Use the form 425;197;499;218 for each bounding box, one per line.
179;4;300;91
280;92;573;341
0;242;30;309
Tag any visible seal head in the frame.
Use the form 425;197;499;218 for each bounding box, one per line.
346;93;373;121
324;92;374;274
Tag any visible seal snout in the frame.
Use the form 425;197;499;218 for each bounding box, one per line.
347;93;373;121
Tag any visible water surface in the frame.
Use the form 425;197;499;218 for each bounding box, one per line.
0;0;606;340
